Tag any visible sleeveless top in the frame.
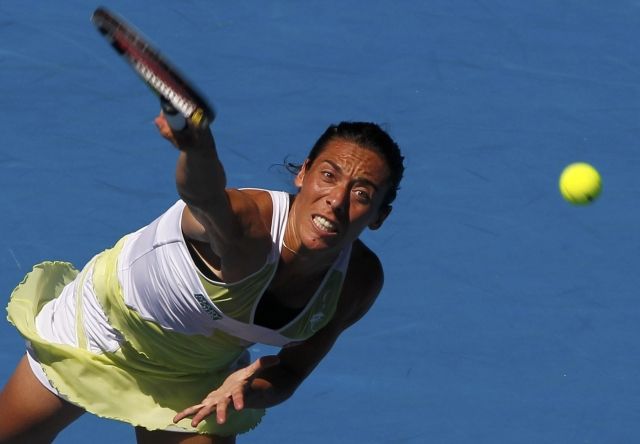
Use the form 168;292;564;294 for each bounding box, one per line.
6;190;352;435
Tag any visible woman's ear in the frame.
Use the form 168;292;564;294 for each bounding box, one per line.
369;205;392;230
294;160;310;188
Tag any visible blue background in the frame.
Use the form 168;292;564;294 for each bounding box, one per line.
1;1;639;442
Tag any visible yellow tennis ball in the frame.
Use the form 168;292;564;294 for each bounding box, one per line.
559;162;602;205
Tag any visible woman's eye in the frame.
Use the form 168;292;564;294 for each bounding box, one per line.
322;171;334;180
354;190;371;203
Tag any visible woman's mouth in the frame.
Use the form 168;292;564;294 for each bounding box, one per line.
312;215;338;233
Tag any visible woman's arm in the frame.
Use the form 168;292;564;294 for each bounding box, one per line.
173;243;384;426
155;115;270;277
155;114;232;248
249;243;384;406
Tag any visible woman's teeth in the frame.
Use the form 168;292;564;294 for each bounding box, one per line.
313;215;337;233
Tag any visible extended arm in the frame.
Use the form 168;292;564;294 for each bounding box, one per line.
173;244;384;426
155;114;270;278
155;114;233;248
171;322;345;427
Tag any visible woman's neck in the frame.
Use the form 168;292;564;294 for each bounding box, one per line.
281;202;340;274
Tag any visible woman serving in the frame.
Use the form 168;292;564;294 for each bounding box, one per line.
1;114;404;444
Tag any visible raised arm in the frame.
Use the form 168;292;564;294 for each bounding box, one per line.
155;113;229;224
155;114;271;279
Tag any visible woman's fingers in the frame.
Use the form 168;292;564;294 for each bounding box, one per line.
172;357;281;427
231;385;246;411
172;403;204;423
190;403;217;427
172;395;234;427
154;113;179;146
173;402;216;428
215;398;230;424
155;111;215;152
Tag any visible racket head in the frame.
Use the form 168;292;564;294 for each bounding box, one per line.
91;7;215;128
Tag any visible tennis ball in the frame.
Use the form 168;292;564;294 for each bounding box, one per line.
559;162;602;205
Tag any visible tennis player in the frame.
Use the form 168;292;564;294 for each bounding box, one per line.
1;114;404;444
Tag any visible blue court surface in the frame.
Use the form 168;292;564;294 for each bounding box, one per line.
2;1;640;442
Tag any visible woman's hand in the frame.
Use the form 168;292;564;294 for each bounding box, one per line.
154;112;215;152
173;355;280;427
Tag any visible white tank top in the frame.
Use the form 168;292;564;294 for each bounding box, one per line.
35;190;352;353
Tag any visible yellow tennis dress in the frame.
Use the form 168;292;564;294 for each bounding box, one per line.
6;191;351;436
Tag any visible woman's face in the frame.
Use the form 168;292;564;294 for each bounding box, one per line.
291;138;392;252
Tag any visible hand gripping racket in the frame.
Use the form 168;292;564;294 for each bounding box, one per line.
91;7;215;130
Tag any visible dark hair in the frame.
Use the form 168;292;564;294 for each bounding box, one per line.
287;122;405;207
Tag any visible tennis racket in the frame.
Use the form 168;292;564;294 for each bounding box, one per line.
91;7;215;130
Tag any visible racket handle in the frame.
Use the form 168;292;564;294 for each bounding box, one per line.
160;97;187;131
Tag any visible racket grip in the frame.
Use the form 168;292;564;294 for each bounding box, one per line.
160;98;187;131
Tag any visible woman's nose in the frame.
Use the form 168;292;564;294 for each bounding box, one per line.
326;188;348;213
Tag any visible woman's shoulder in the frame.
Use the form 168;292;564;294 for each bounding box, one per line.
224;187;270;208
231;188;289;209
235;188;288;197
348;240;384;288
228;188;279;224
332;240;384;328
